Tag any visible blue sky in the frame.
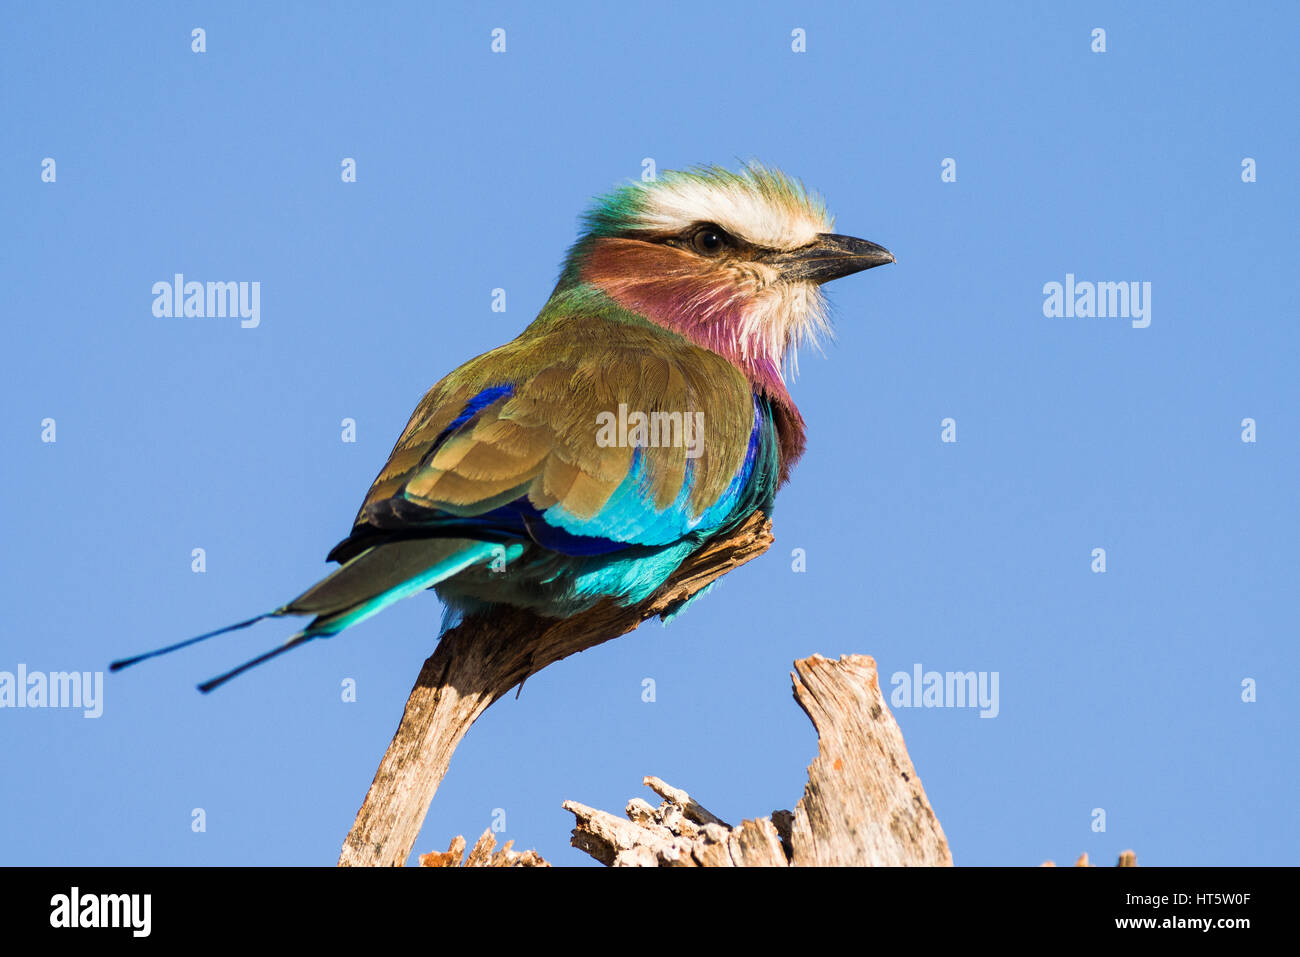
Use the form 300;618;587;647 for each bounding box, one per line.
2;1;1295;866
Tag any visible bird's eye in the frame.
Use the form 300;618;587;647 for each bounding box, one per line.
690;226;730;256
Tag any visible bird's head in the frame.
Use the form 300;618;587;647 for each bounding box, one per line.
558;163;893;396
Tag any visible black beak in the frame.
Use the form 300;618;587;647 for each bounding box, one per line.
765;233;895;284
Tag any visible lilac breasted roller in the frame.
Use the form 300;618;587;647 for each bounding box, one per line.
112;164;893;691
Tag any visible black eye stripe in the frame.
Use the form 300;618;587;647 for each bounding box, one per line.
650;222;745;256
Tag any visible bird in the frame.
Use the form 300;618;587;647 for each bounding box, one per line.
111;163;893;692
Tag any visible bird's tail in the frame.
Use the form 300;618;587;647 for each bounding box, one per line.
111;537;523;693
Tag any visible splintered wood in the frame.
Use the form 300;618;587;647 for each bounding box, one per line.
561;654;953;866
418;830;550;867
563;776;789;867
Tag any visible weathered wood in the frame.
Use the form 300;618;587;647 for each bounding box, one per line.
788;654;952;866
562;779;790;867
418;830;550;867
337;511;774;867
563;654;954;866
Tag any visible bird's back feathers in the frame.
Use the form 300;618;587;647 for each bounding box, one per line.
329;304;779;566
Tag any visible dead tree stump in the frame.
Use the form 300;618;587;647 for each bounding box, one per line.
337;511;952;867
